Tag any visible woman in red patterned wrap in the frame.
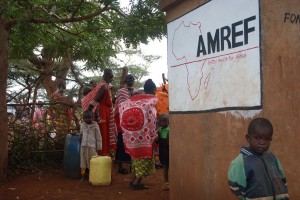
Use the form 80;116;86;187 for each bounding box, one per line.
119;79;158;190
114;74;138;174
83;68;117;156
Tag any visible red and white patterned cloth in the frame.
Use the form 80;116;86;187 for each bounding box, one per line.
119;94;158;159
114;87;138;133
81;82;105;112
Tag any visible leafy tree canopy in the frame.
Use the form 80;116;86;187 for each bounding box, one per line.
3;0;166;69
1;0;167;181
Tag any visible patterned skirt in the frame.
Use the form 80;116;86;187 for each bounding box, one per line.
131;157;155;178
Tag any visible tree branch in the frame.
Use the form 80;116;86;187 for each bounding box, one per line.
71;0;85;19
6;5;125;27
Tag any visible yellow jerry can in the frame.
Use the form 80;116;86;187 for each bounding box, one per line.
89;156;112;186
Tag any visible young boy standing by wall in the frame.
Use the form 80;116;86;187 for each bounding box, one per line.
228;118;289;200
157;113;170;190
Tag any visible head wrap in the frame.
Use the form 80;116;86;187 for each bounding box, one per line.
144;79;156;94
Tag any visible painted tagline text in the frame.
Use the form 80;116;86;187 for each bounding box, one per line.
208;53;247;65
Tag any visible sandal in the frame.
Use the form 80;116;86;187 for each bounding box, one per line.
131;183;149;190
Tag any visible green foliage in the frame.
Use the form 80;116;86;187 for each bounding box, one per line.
5;0;166;125
127;64;150;89
110;47;160;89
1;0;167;176
5;0;166;67
114;0;166;47
8;60;38;81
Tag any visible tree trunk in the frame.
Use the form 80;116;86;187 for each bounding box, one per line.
120;66;128;87
0;17;9;182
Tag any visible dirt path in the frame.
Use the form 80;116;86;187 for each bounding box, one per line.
0;163;169;200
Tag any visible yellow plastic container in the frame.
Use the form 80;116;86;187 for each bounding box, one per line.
89;156;112;186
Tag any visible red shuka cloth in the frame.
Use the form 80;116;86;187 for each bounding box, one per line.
81;82;116;155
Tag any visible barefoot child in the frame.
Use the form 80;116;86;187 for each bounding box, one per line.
80;110;102;181
228;117;289;199
157;113;170;190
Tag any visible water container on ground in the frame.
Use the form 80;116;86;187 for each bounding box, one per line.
64;133;81;179
89;156;112;185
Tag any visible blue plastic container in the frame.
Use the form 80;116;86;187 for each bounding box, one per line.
64;133;81;179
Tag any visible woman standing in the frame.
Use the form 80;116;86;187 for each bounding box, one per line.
119;79;158;190
114;74;138;174
82;68;117;156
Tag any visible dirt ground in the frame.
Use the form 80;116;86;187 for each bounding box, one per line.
0;162;169;200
